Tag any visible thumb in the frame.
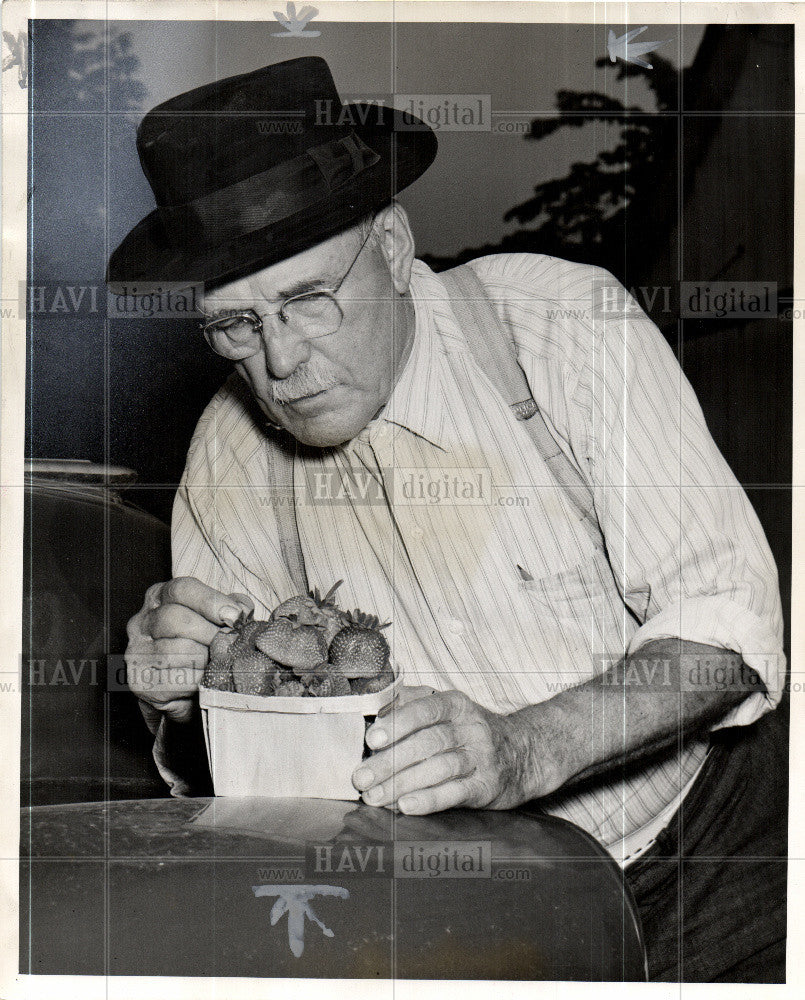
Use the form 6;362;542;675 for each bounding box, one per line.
226;591;255;615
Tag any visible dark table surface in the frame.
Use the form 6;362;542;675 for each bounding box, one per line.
20;796;647;980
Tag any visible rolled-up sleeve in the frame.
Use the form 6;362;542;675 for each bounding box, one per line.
570;273;785;728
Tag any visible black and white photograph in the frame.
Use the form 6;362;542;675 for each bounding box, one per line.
2;1;801;993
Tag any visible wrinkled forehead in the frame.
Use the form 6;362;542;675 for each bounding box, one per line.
201;226;363;313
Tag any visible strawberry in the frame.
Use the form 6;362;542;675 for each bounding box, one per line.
209;630;237;668
308;669;351;698
294;661;330;685
267;664;296;689
272;581;345;644
351;668;395;695
208;610;277;694
329;625;389;679
205;602;394;697
254;618;328;669
202;660;236;692
210;610;269;659
233;614;269;651
275;679;307;697
232;649;277;695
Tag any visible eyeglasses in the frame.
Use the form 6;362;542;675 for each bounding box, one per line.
200;229;373;361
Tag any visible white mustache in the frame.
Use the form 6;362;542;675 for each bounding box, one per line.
269;362;339;404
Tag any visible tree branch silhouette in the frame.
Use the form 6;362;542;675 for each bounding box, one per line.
422;52;682;279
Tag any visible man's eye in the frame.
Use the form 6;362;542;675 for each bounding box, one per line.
287;293;331;319
211;315;256;338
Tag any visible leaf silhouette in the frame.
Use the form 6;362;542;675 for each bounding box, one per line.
422;28;692;297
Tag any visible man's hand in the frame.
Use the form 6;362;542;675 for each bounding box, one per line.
350;641;762;818
351;686;540;815
125;577;253;731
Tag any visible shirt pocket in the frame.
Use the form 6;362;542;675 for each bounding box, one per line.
519;550;641;673
519;555;614;623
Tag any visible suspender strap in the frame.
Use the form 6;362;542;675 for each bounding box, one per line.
439;264;602;547
265;431;309;595
438;266;537;415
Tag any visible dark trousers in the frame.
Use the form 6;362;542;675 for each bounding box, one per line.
624;703;789;982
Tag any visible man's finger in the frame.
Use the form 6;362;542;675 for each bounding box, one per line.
146;603;222;645
138;699;164;736
126;637;208;671
397;778;475;816
354;723;458;790
128;671;203;704
150;637;209;659
159;698;197;723
361;750;473;808
126;640;206;701
367;691;450;749
228;592;255;615
377;685;438;718
158;576;253;626
139;696;196;727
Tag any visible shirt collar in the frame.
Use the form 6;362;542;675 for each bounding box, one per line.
372;259;450;450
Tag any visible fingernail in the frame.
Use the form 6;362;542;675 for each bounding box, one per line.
363;785;382;805
353;767;373;788
367;728;387;749
220;605;240;626
399;795;419;813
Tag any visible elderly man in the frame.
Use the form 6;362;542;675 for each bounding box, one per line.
110;58;787;981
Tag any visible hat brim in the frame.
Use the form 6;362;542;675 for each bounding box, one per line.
106;105;437;290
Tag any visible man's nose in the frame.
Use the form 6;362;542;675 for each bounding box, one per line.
260;321;312;379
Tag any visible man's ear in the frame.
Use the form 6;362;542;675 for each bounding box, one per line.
374;202;415;294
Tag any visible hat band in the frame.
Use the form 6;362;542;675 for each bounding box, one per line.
159;131;381;246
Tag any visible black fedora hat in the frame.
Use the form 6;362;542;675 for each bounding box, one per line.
107;57;437;289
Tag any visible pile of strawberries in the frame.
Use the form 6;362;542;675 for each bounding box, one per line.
201;582;394;697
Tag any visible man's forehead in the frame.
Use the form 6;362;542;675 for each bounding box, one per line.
201;228;358;309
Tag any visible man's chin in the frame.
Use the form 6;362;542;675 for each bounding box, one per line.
265;398;371;448
290;425;355;448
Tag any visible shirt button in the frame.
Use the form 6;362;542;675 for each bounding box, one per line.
410;526;424;539
447;619;464;636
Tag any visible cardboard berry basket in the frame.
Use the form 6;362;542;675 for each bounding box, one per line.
198;673;401;800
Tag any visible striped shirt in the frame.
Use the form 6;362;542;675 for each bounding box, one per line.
173;253;785;862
